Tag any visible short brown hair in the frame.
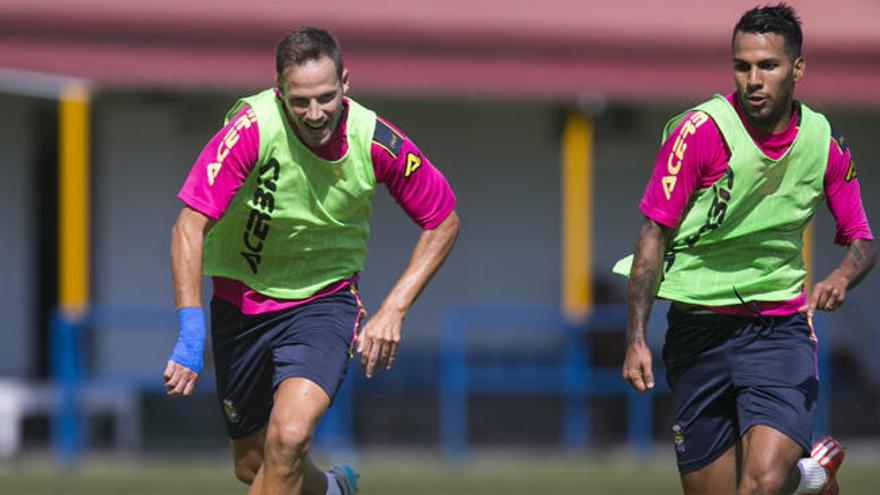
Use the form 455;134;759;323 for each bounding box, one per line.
276;26;344;78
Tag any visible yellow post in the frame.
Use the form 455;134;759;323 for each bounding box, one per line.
561;111;593;322
58;83;91;318
803;221;814;290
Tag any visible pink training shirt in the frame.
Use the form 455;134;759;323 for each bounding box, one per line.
179;94;456;315
639;93;873;316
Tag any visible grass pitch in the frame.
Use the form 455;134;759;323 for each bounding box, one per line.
1;451;877;494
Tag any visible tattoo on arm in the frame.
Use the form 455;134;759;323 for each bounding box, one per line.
840;239;877;289
626;218;667;345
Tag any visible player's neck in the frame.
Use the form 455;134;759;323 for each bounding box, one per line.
734;96;796;137
748;102;795;135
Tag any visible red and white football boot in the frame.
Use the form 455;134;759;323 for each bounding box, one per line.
811;436;845;495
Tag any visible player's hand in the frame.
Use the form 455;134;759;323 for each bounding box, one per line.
357;308;404;378
163;360;200;396
165;307;206;396
622;340;654;393
799;272;848;317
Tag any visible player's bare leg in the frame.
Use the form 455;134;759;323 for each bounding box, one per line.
232;426;266;487
251;377;331;495
738;425;803;495
681;444;738;495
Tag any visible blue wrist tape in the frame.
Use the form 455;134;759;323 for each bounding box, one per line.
169;307;206;373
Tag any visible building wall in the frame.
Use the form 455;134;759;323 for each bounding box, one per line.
356;95;563;346
90;92;229;375
808;105;879;379
0;94;36;376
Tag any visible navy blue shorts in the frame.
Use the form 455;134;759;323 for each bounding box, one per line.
210;288;364;439
662;307;819;473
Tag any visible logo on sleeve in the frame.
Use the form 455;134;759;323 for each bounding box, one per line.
207;108;257;186
372;118;404;159
845;160;858;182
405;152;422;177
662;111;708;200
207;162;222;186
662;176;677;201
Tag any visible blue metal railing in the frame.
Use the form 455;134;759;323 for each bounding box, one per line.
50;303;833;462
49;306;193;463
48;304;356;462
439;304;831;459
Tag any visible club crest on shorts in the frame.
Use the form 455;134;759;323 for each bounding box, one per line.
223;398;240;424
672;424;686;453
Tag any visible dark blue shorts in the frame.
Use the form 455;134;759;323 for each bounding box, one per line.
662;307;819;473
210;288;364;439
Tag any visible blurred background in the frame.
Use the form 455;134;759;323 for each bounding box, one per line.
1;0;879;493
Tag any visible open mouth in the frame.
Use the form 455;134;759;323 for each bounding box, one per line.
746;95;768;108
301;122;328;139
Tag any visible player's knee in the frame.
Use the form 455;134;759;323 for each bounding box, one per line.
265;419;314;462
740;466;788;495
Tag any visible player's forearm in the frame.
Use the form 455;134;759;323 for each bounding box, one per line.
171;207;212;309
379;211;460;315
626;217;667;345
830;238;876;289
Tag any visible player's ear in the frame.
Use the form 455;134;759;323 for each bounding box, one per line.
792;56;805;83
341;69;350;95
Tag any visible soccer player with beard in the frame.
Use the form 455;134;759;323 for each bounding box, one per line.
163;27;459;495
615;4;875;494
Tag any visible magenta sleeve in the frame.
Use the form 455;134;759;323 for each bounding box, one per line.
823;136;874;245
370;117;456;229
177;105;260;219
638;111;725;228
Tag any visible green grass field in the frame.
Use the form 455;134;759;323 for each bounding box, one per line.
1;452;877;494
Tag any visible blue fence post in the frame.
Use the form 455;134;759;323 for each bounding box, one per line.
440;311;468;460
316;369;355;454
813;313;830;439
50;310;84;464
438;304;655;457
626;388;653;457
562;326;588;452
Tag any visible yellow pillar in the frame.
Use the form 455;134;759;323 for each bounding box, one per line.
561;111;593;322
803;222;814;290
58;83;91;318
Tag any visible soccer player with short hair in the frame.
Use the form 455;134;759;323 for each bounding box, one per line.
616;4;875;494
163;27;459;495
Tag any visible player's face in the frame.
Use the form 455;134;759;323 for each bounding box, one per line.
732;31;804;133
278;56;349;148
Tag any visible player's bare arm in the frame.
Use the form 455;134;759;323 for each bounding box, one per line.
164;206;214;396
622;216;667;393
801;238;876;316
358;210;460;378
171;206;214;308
